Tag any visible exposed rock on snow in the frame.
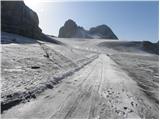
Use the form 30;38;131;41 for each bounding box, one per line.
98;41;159;54
58;19;118;39
142;41;159;55
1;1;59;44
1;1;42;39
58;19;78;38
89;25;118;39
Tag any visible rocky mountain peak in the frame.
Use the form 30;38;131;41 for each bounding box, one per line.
58;19;118;39
64;19;77;29
89;25;118;39
58;19;79;38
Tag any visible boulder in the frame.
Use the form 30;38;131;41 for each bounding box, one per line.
1;1;43;40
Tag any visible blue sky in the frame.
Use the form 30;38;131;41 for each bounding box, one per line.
24;1;158;42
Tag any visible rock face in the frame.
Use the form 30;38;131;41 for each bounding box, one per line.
89;25;118;39
142;41;159;55
58;19;77;38
1;1;43;40
58;19;118;39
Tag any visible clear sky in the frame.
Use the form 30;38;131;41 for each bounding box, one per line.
24;0;158;42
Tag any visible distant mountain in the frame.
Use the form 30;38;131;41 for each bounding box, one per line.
142;41;159;55
58;19;118;39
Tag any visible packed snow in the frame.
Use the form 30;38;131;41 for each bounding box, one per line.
1;32;159;118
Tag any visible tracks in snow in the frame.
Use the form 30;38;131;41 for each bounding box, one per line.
2;54;159;119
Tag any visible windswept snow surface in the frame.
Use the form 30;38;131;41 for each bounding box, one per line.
1;33;159;118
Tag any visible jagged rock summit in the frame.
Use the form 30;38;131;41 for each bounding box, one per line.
89;25;118;39
58;19;78;38
58;19;118;39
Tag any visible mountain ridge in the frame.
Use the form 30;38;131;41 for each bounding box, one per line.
58;19;118;39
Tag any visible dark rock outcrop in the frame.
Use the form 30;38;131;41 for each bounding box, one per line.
58;19;78;38
58;19;118;39
142;41;159;55
89;25;118;39
1;1;61;44
1;1;43;40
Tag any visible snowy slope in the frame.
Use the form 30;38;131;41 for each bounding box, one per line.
1;32;159;118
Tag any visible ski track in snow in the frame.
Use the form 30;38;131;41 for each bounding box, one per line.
2;54;158;119
1;33;159;118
